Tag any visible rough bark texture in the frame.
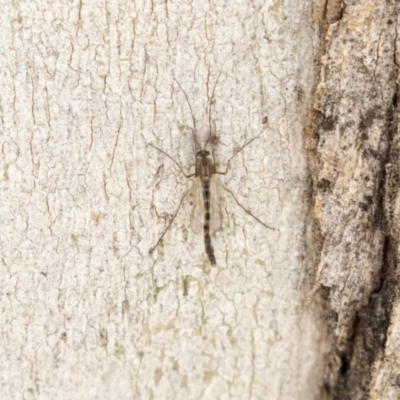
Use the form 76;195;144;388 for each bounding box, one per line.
3;0;399;399
311;0;400;399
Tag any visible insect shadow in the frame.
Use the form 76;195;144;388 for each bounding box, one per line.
149;72;274;266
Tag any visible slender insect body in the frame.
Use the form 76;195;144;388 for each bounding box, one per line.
202;179;216;265
149;72;274;266
195;150;217;265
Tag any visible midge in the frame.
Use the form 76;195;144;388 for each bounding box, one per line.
149;72;274;266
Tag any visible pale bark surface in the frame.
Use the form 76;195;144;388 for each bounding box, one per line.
6;1;400;400
0;1;327;399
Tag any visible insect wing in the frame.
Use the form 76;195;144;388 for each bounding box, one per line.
190;179;203;234
210;177;222;232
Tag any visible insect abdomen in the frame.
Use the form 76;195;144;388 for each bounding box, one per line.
202;180;216;266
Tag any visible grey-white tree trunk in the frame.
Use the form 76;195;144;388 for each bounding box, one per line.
1;1;398;399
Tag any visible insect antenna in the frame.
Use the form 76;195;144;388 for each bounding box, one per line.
173;78;202;151
205;70;223;151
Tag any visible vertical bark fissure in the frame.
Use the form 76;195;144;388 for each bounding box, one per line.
311;1;399;398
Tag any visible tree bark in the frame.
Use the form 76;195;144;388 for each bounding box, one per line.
312;1;400;399
1;1;399;400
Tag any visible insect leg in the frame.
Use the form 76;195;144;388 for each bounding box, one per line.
149;184;195;255
148;144;194;178
216;137;259;175
216;180;275;230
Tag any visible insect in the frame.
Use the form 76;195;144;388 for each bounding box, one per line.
149;72;274;266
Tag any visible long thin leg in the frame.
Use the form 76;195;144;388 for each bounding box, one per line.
216;180;275;230
148;144;194;178
149;184;195;254
216;137;259;175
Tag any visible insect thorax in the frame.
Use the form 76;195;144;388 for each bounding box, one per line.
195;150;215;179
